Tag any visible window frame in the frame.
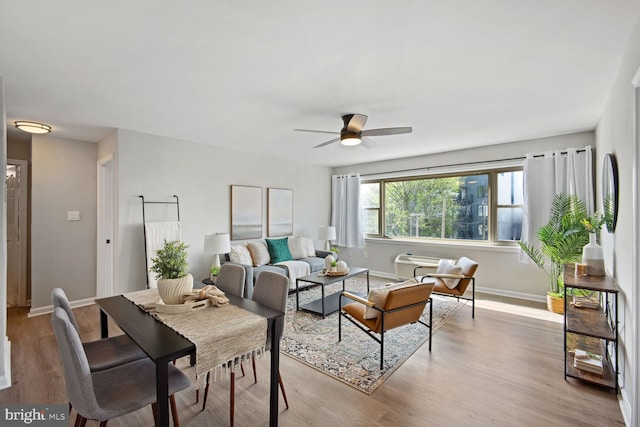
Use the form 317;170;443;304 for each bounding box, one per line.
361;166;523;245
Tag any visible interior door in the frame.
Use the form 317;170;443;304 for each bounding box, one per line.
6;161;27;307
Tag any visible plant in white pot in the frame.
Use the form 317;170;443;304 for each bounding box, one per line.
518;193;589;313
151;240;193;305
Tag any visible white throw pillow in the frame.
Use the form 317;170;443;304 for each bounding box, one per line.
287;236;306;259
437;259;463;289
247;241;271;267
363;278;418;320
229;244;252;265
300;236;316;257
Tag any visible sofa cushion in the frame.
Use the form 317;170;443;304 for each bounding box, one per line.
437;259;463;289
364;278;418;319
229;244;252;265
300;256;325;273
266;237;293;263
247;241;271;267
253;264;288;281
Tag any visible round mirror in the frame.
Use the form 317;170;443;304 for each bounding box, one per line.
602;153;618;232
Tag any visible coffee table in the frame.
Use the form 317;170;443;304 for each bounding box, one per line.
295;267;370;318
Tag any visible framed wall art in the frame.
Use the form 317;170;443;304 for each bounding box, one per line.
267;188;293;237
231;185;262;240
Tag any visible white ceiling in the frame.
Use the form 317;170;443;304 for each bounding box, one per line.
2;1;640;167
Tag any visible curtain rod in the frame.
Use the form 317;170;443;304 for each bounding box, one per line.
359;148;587;177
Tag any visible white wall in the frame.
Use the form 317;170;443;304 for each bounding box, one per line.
595;16;640;426
31;135;97;308
334;132;595;299
116;129;333;293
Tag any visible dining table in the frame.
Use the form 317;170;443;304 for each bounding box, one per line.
95;289;284;427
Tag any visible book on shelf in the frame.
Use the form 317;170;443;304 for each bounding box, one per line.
573;349;603;374
572;295;600;309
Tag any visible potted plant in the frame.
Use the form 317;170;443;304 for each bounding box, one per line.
151;240;193;305
330;246;340;259
518;193;590;313
210;265;221;282
581;212;606;276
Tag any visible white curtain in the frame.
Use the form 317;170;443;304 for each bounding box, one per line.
331;174;364;248
520;146;593;261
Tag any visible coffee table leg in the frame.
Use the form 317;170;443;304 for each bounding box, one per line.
321;283;326;319
367;270;370;292
296;279;300;311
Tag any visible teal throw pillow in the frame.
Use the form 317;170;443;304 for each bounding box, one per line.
266;237;293;263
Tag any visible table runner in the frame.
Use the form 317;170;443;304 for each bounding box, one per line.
124;289;266;385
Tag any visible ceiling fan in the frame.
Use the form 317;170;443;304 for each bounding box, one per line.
294;113;412;149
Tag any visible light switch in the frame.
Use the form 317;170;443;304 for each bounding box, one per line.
67;211;80;221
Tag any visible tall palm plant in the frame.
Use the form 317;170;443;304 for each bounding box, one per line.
519;193;590;296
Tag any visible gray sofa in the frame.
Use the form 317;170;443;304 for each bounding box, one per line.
221;248;333;298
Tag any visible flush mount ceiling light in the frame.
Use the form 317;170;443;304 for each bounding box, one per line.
14;121;52;134
340;132;361;146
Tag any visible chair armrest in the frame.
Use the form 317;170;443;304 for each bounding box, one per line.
342;292;375;307
413;265;437;276
423;273;466;279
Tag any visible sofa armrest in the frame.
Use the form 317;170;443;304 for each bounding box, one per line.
220;260;254;299
314;250;334;259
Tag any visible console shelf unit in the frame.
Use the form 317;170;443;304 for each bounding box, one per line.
563;269;618;392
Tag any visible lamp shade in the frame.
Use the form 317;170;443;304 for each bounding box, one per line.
203;233;231;254
318;226;336;241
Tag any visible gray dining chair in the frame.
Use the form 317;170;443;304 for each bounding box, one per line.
249;271;290;409
201;262;246;415
51;307;191;427
214;263;246;298
52;288;146;372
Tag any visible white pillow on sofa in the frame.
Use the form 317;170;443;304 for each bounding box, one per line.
363;278;418;320
229;244;252;265
437;259;463;289
288;236;316;259
247;241;271;267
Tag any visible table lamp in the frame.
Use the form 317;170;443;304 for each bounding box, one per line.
318;226;336;251
203;233;231;271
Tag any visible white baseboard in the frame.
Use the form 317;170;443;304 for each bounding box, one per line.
619;386;632;427
0;337;11;390
28;297;96;318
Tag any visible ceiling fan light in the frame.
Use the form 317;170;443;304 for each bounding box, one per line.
340;136;361;146
14;121;52;134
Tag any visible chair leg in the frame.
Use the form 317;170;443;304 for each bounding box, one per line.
202;372;211;411
151;402;158;425
68;402;72;415
252;357;257;383
230;371;235;427
170;394;180;427
240;362;245;377
74;414;85;427
99;422;108;427
278;371;289;409
428;298;433;351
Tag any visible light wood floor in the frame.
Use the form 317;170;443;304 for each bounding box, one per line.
0;293;624;427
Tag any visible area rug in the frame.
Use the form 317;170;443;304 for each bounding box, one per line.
281;276;467;394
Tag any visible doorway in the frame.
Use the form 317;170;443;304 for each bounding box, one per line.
96;155;114;298
6;159;29;307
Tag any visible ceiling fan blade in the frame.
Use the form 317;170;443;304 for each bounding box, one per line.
361;126;412;137
313;137;340;148
343;114;368;133
361;137;377;149
294;129;340;135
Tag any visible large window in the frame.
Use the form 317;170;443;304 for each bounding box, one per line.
362;168;522;243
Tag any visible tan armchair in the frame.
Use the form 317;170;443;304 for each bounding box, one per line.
414;256;478;318
339;280;435;370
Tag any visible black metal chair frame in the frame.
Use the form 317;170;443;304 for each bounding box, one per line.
338;293;432;370
414;266;476;318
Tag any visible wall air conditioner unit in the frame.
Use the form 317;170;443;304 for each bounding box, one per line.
394;254;441;280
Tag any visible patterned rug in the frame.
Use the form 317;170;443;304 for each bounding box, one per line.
281;276;467;394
